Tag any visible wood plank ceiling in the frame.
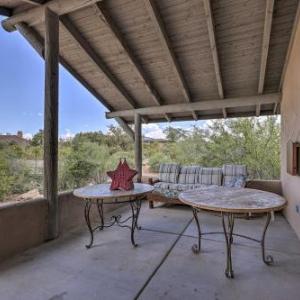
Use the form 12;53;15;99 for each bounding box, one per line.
1;0;299;124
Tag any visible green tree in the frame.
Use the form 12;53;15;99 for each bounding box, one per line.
163;126;188;142
0;152;13;200
167;117;280;179
31;130;44;146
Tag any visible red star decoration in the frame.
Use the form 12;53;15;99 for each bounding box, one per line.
107;159;137;191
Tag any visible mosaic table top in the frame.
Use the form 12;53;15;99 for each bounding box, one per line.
179;186;287;213
74;183;154;202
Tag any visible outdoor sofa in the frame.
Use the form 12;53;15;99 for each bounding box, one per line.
148;164;247;208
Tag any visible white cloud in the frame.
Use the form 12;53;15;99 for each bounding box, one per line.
143;124;166;139
23;133;33;140
37;112;43;117
60;129;75;140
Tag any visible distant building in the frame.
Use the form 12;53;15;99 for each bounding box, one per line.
143;136;168;144
0;131;29;146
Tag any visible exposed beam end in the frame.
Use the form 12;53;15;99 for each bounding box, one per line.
0;6;12;17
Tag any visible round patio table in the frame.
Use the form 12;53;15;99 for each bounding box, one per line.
73;183;154;248
179;186;287;278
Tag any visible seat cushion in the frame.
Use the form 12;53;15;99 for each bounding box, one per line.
222;164;247;187
158;163;180;184
198;167;222;186
153;182;170;190
153;182;195;198
153;182;178;198
168;183;195;191
178;165;202;184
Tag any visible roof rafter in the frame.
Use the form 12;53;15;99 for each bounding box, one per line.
257;0;274;117
203;0;226;119
106;93;281;119
2;0;103;32
143;0;198;121
279;0;300;91
16;22;134;141
93;2;171;122
203;0;224;99
60;16;148;124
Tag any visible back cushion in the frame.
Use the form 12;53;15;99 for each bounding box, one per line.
178;166;202;184
159;163;180;183
222;164;247;186
198;167;222;186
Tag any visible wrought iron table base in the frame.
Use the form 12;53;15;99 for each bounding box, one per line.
84;198;142;249
192;207;274;279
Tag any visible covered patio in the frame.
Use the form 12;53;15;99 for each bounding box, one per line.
1;204;300;300
1;0;300;299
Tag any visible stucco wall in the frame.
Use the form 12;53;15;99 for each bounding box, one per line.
281;16;300;239
0;192;121;262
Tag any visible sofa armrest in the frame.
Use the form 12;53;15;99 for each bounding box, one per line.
148;177;160;185
246;179;282;196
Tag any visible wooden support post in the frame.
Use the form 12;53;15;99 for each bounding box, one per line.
44;8;59;240
222;108;227;119
134;114;142;183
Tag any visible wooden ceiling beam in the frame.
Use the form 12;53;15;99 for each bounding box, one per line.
279;0;300;91
93;2;170;122
128;110;277;124
143;0;197;121
106;93;281;119
203;0;224;99
0;6;12;17
2;0;103;32
16;22;134;141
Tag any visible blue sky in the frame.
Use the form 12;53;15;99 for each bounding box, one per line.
0;16;204;139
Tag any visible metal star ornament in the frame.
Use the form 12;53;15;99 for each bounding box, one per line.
107;159;137;191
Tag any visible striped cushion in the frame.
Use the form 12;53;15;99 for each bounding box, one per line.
222;164;247;187
178;166;202;184
158;163;180;184
198;167;222;186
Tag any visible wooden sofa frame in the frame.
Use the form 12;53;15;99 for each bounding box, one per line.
147;177;283;209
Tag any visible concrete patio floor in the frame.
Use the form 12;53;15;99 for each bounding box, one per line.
1;204;300;300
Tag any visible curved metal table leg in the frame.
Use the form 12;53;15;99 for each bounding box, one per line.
222;213;235;279
84;200;94;249
96;199;104;230
134;198;142;230
130;199;142;247
228;214;234;245
261;212;274;265
192;207;201;254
